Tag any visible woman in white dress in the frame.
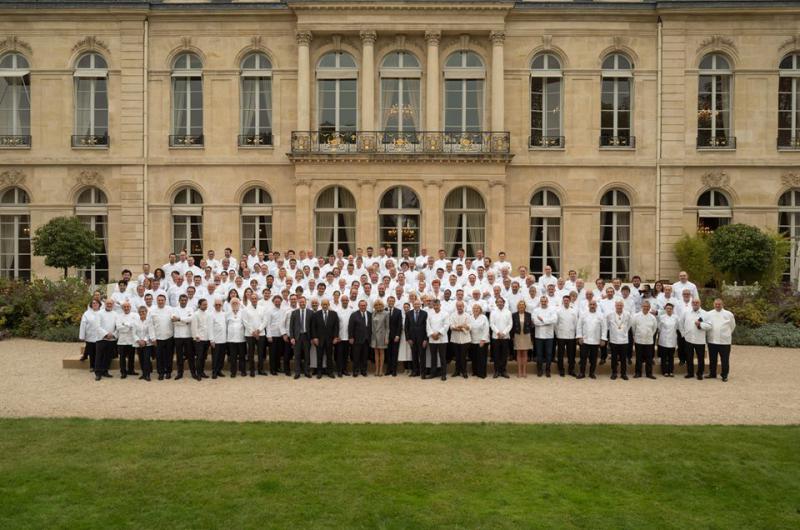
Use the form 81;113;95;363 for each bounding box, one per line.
397;302;412;370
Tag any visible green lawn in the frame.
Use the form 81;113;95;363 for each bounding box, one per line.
1;419;798;529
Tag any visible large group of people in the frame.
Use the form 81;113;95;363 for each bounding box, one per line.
78;246;736;383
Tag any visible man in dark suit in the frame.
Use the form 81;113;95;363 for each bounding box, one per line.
386;296;403;377
311;298;338;379
348;299;372;377
289;296;314;379
404;299;428;378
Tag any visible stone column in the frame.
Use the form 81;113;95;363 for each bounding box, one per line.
358;179;377;248
295;178;312;250
424;30;441;131
360;30;377;131
490;31;505;132
296;30;313;132
424;179;443;250
488;180;506;257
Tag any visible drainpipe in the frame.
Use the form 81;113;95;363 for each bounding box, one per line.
655;15;663;281
143;17;149;263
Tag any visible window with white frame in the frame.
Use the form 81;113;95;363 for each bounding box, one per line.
172;187;203;262
697;188;732;231
171;52;203;145
779;189;800;283
73;52;108;147
600;53;633;147
529;189;562;276
444;186;485;259
379;186;421;257
75;187;108;286
380;51;421;141
779;53;800;149
315;186;356;257
599;189;631;280
240;187;272;255
530;53;563;148
444;51;485;134
0;53;31;147
317;52;358;143
0;186;30;280
240;52;272;146
697;53;733;148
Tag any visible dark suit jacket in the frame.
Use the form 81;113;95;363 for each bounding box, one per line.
289;307;315;340
510;311;533;337
348;310;372;344
388;307;403;342
404;309;428;342
311;309;339;345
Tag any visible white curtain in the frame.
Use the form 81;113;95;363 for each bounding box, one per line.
241;78;257;134
404;79;420;132
173;79;187;135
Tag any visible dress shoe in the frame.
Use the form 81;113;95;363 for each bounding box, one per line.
250;372;256;378
342;371;351;376
621;375;629;381
102;373;112;378
646;375;656;380
270;371;278;376
94;374;102;381
212;374;217;379
576;374;585;379
138;375;146;380
463;374;468;379
599;359;606;365
493;373;499;379
306;373;312;378
80;354;88;361
165;373;172;379
392;373;397;377
240;371;247;377
192;374;202;381
707;374;717;379
545;371;551;378
722;377;728;382
129;371;139;376
258;371;267;376
158;374;164;381
679;360;686;366
327;373;335;379
559;370;565;377
144;374;151;381
696;374;703;380
589;374;597;379
217;372;225;377
294;374;301;379
441;375;446;381
684;374;693;379
501;373;510;379
317;374;322;379
361;372;367;377
230;373;236;378
175;373;183;380
120;373;127;379
634;374;641;379
611;374;617;380
200;373;209;378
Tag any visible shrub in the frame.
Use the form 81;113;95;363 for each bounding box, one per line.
708;224;775;284
0;277;90;342
733;323;800;348
674;232;714;287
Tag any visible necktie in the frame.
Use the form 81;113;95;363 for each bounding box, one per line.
324;311;327;323
414;310;418;322
300;310;305;332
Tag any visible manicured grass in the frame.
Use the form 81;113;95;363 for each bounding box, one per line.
0;419;798;529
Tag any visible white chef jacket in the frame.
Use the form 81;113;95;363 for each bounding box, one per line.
657;313;680;348
210;309;227;344
489;308;512;339
226;311;246;343
172;306;193;339
577;311;607;345
115;312;138;346
79;309;104;343
149;306;175;340
469;314;490;343
191;309;211;341
681;309;711;344
449;312;472;344
532;306;558;339
96;309;118;340
706;309;736;345
631;311;658;345
606;311;632;344
132;316;155;346
426;310;449;344
555;306;578;340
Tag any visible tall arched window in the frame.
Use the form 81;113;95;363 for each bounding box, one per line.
599;189;631;280
73;53;109;148
0;187;31;280
529;189;562;275
444;186;485;259
172;187;203;262
315;186;356;257
778;53;800;150
600;53;633;147
317;52;358;145
170;52;203;147
697;53;733;148
444;51;485;136
379;186;420;257
697;189;732;231
380;51;421;149
530;53;563;148
241;187;272;255
0;53;31;148
75;187;108;286
239;52;272;147
779;189;800;282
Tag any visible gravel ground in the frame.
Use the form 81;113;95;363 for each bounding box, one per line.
0;338;798;424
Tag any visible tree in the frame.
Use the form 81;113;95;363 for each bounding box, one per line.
708;224;775;284
674;231;714;287
32;216;103;279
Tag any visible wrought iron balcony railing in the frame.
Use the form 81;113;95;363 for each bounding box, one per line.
238;133;273;147
529;135;565;149
290;130;511;156
169;134;204;147
0;135;31;148
777;135;800;150
697;135;736;149
71;134;109;148
599;135;635;148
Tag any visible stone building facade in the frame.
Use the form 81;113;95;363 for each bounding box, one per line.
1;0;799;284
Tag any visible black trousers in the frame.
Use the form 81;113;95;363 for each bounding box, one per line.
212;343;226;375
268;337;284;374
227;342;245;375
686;342;705;377
534;338;554;372
351;341;369;375
194;340;209;375
174;337;195;376
635;343;655;377
84;341;96;371
470;342;488;377
156;338;174;375
256;336;268;373
117;344;135;375
626;330;634;362
137;346;153;375
453;342;468;375
610;342;628;376
599;342;608;362
294;334;311;376
335;340;351;375
386;339;399;375
95;339;115;375
491;338;510;375
409;338;426;375
708;343;731;378
556;338;577;375
429;343;447;376
316;340;335;374
677;333;687;363
579;343;598;376
245;336;259;374
659;345;675;374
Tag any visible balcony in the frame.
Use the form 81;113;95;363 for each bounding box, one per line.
238;133;273;148
599;135;635;149
169;134;204;148
71;134;109;148
777;135;800;151
0;135;31;149
697;135;736;150
289;130;512;163
529;135;565;149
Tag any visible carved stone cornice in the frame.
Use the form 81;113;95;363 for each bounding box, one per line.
424;30;441;47
359;30;377;46
0;169;25;188
0;35;32;55
700;170;729;189
489;31;506;46
72;35;109;54
295;30;313;46
288;154;514;165
781;172;800;188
